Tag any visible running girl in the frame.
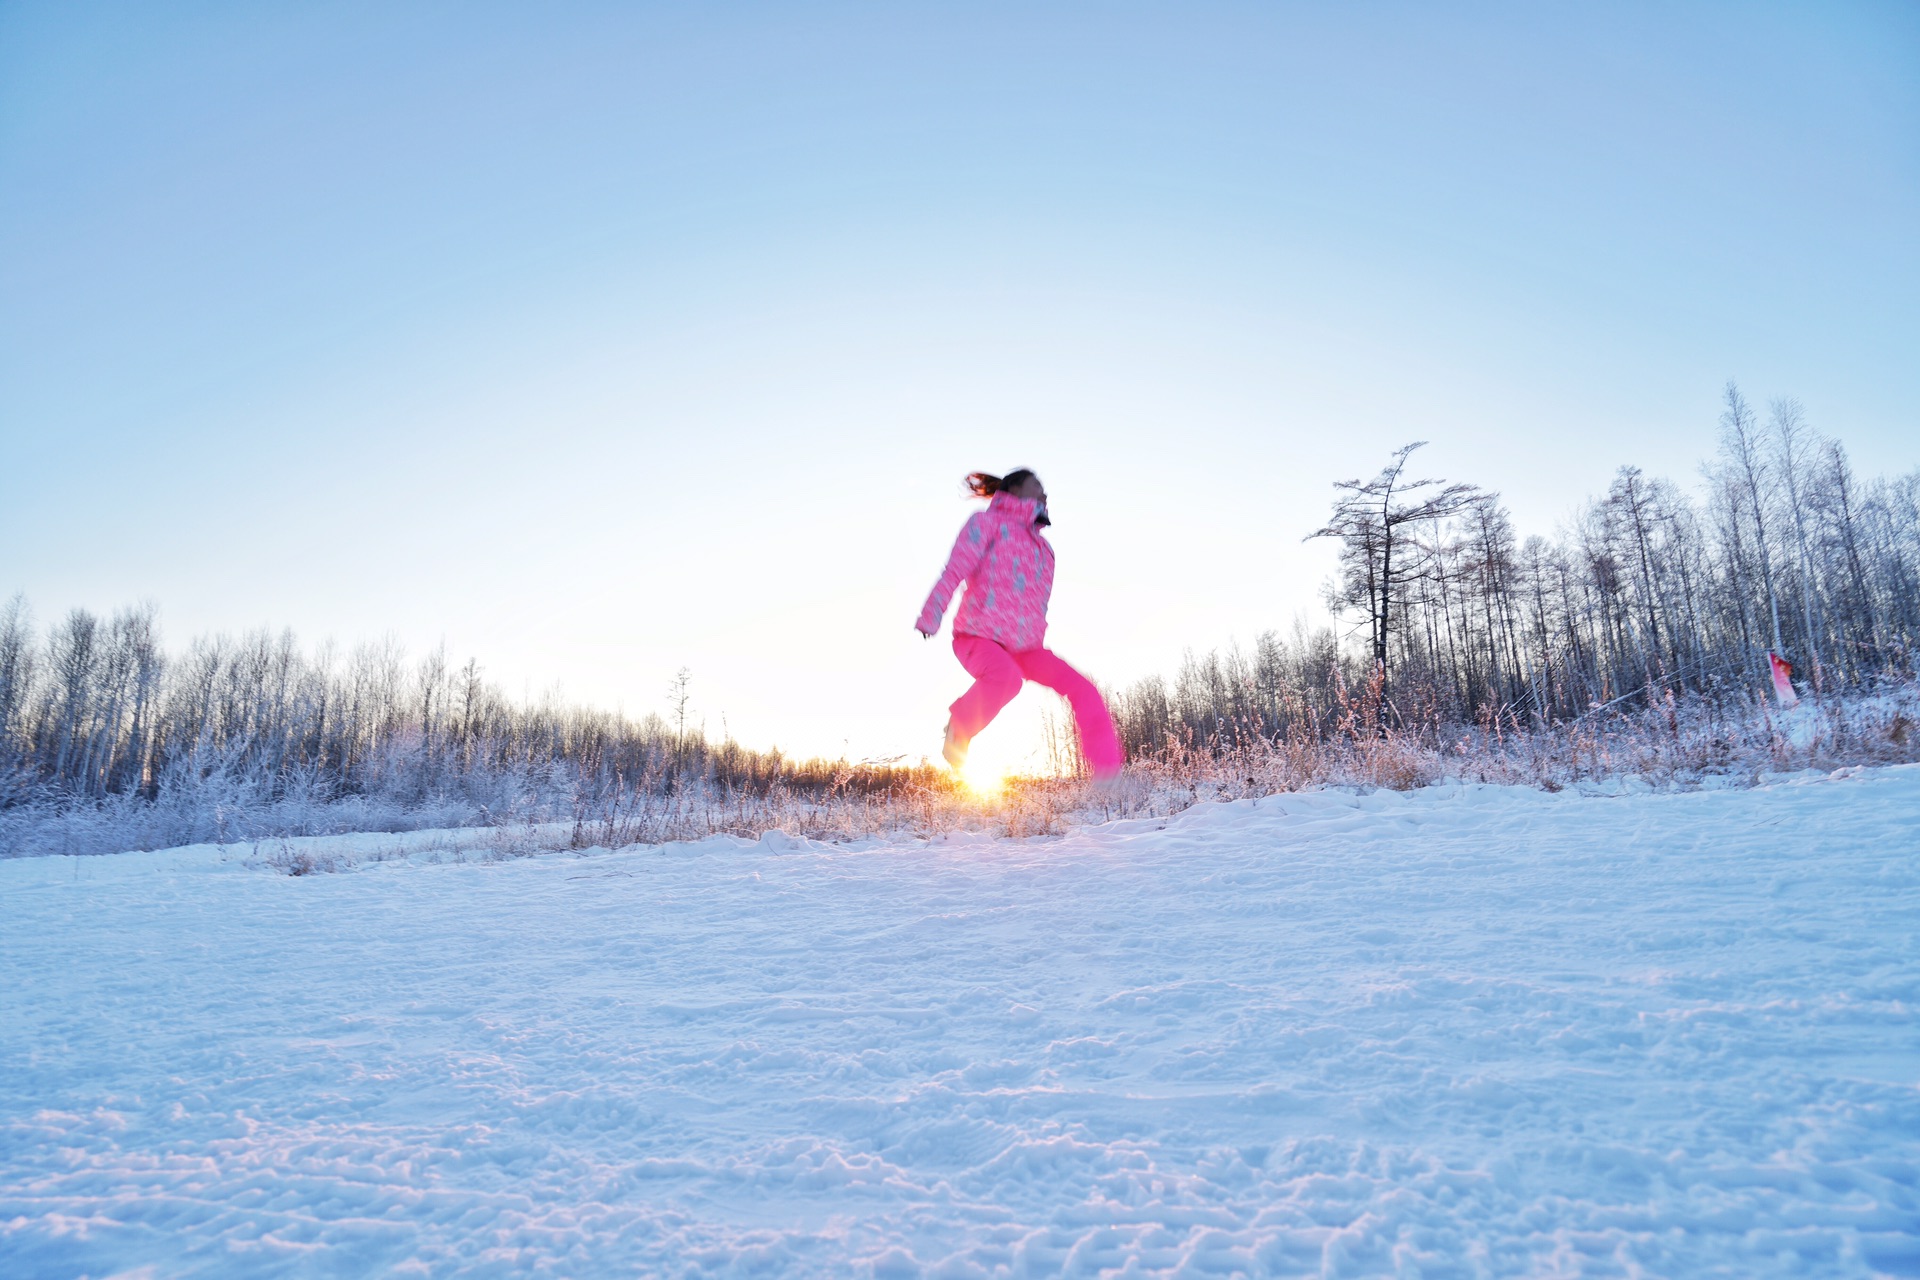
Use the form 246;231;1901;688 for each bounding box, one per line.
916;469;1124;780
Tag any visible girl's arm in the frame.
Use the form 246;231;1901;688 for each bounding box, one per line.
916;513;990;635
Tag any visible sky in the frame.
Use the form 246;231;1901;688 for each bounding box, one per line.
3;2;1917;767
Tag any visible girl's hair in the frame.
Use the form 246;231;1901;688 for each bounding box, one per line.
964;468;1038;498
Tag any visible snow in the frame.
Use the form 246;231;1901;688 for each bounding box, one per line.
4;768;1920;1278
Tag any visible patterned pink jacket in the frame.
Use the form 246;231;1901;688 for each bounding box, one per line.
917;492;1056;652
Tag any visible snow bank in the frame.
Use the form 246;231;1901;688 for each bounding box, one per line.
4;768;1918;1276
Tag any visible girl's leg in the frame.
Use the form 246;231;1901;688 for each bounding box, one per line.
948;634;1025;748
1012;648;1124;778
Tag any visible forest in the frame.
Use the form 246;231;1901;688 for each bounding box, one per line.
1108;383;1917;756
3;381;1915;854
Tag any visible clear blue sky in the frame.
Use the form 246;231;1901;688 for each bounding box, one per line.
3;2;1916;764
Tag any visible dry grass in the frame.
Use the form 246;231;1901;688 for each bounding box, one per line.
14;684;1919;872
527;683;1920;862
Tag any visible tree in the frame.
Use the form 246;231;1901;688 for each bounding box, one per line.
0;595;34;765
1716;381;1783;659
1769;396;1824;690
668;667;693;743
1308;442;1479;677
1819;439;1878;672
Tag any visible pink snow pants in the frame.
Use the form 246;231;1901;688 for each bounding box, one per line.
949;634;1124;778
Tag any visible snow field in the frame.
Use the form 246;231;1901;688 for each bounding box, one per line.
4;767;1919;1277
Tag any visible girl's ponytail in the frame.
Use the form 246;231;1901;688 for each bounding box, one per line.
964;468;1036;498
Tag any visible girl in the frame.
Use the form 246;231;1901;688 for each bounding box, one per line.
916;469;1124;780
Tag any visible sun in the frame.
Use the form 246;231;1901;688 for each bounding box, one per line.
950;719;1034;798
938;690;1083;799
957;751;1013;798
948;706;1072;798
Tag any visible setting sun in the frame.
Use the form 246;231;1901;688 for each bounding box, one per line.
953;727;1024;798
957;753;1011;798
946;699;1073;798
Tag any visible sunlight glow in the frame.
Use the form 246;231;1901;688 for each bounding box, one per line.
948;700;1073;798
957;752;1012;799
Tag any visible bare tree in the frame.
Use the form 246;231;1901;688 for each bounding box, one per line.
0;595;34;761
1820;439;1878;671
1717;382;1784;659
668;667;693;744
1770;396;1824;689
1308;442;1479;677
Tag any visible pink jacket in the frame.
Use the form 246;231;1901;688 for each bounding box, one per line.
917;492;1056;651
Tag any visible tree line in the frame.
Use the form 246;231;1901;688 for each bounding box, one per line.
5;381;1913;812
0;604;920;812
1108;384;1918;757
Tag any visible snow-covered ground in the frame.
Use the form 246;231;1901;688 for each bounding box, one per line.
4;768;1919;1278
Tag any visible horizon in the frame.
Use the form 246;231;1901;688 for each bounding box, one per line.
4;3;1916;765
